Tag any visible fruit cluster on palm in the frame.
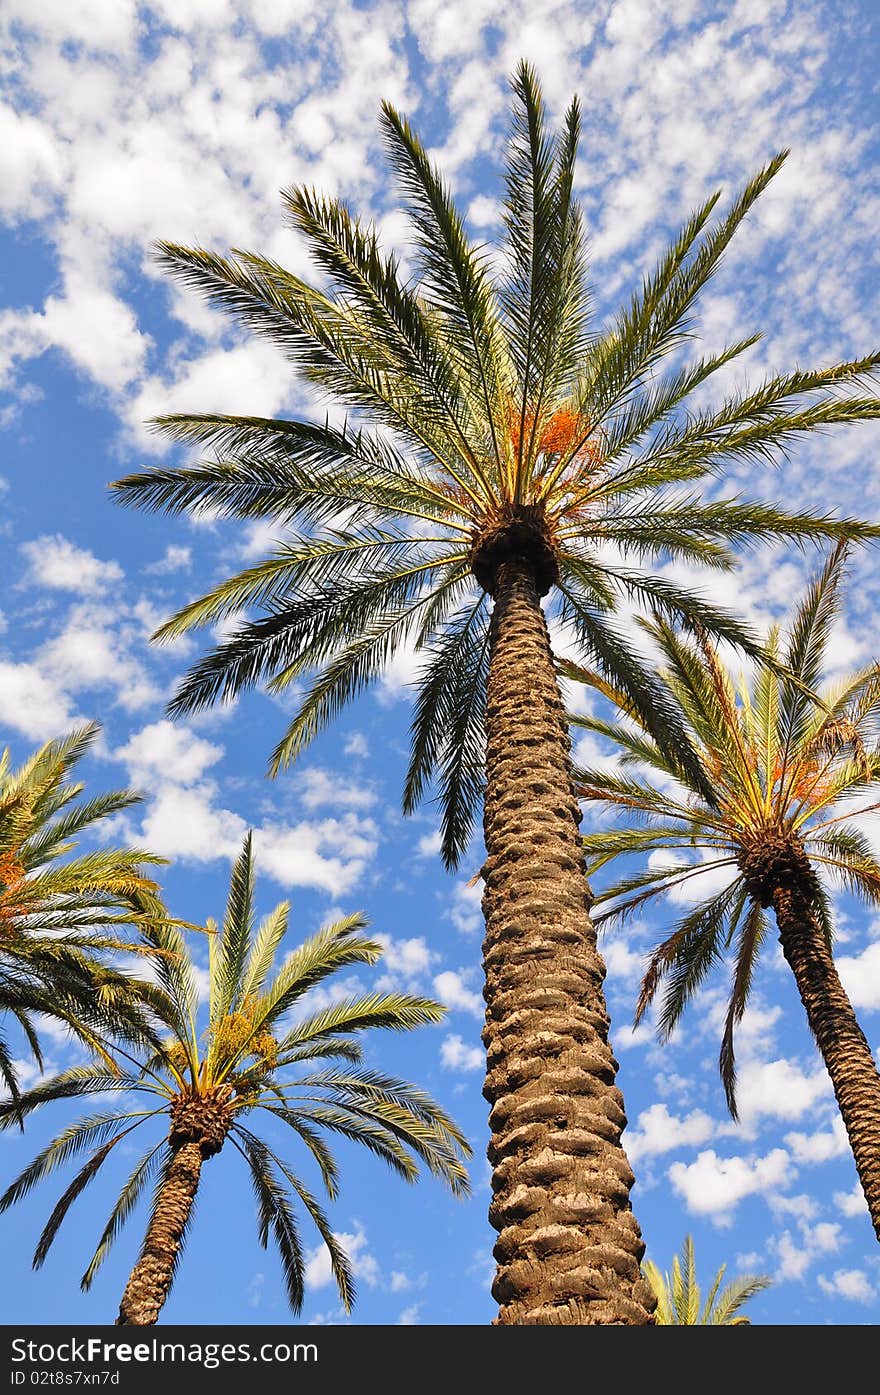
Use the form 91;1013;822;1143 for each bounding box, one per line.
106;62;880;1324
1;834;470;1325
0;723;168;1105
572;543;880;1238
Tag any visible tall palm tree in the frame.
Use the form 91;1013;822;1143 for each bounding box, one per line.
571;544;880;1238
643;1236;770;1324
0;835;470;1325
0;722;168;1103
112;65;880;1323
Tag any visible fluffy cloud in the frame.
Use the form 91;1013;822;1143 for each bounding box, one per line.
734;1058;832;1129
836;941;880;1011
440;1034;484;1072
20;535;123;594
0;660;78;741
817;1270;875;1304
771;1221;842;1283
144;544;192;574
253;816;379;895
304;1223;379;1290
448;879;482;935
668;1148;791;1224
343;732;369;758
374;934;439;992
834;1184;869;1219
138;783;246;863
784;1117;848;1165
625;1102;717;1164
296;767;377;812
114;720;224;787
127;771;379;894
433;969;482;1018
416;830;443;858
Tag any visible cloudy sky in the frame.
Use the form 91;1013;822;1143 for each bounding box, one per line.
1;0;879;1327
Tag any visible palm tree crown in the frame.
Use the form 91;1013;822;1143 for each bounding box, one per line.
643;1235;770;1324
571;543;880;1112
0;722;167;1100
113;62;880;867
0;834;470;1322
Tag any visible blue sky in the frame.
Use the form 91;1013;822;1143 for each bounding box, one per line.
1;0;880;1327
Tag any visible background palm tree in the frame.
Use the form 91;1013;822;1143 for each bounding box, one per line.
643;1235;770;1324
112;64;880;1323
0;834;470;1325
0;722;168;1104
571;544;880;1238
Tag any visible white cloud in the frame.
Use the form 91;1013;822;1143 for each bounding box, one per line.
599;934;646;991
0;102;64;220
144;544;192;574
374;934;438;991
139;783;246;864
389;1271;411;1293
837;941;880;1011
834;1184;869;1219
343;732;369;758
817;1269;875;1304
668;1148;791;1224
784;1116;848;1164
735;1058;832;1129
126;340;296;453
296;767;377;812
613;1022;654;1052
127;778;380;892
38;601;161;712
448;879;482;935
625;1102;717;1164
433;969;482;1018
113;720;224;787
305;1223;379;1290
0;660;78;741
20;535;123;595
440;1034;484;1072
416;830;443;858
253;815;379;895
772;1230;819;1283
397;1304;421;1325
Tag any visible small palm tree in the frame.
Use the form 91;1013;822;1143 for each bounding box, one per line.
0;834;470;1325
111;64;880;1323
643;1236;770;1324
0;723;168;1101
571;544;880;1238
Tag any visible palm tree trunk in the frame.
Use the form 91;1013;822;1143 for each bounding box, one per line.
772;880;880;1241
116;1141;202;1325
481;557;654;1325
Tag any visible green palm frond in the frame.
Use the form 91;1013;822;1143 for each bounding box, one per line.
0;724;171;1093
644;1236;770;1324
110;64;880;869
3;837;470;1318
569;548;880;1114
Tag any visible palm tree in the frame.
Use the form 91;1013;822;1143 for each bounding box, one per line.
0;834;470;1325
0;722;168;1103
111;65;880;1323
571;544;880;1238
643;1236;770;1324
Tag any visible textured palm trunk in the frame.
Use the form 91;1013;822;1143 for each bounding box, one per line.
772;880;880;1241
116;1141;202;1325
481;557;654;1324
